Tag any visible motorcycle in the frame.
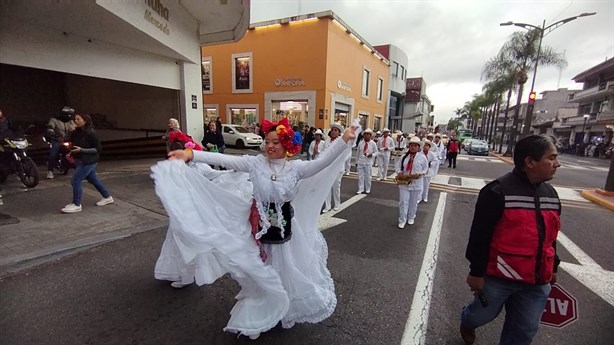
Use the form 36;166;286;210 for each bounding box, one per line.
0;136;40;188
42;136;75;175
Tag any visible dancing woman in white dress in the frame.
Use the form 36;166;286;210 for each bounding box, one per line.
152;117;357;340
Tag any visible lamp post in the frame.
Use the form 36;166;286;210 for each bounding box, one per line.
500;12;596;138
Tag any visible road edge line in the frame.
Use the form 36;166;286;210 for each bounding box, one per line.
400;192;447;345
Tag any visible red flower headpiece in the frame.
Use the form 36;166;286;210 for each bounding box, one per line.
261;118;301;156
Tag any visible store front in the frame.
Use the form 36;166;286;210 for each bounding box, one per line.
334;102;351;128
265;91;317;128
228;105;258;128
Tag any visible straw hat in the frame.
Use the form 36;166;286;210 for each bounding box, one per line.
330;123;344;132
314;129;324;136
407;136;423;147
382;128;390;133
363;128;374;135
435;133;442;138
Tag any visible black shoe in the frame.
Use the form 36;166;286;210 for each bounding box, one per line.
460;325;475;345
453;166;456;169
448;165;451;168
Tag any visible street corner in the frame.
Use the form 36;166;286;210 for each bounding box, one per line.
580;189;614;212
489;150;513;165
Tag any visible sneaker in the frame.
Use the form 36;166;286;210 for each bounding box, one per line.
321;208;331;214
333;207;340;211
417;199;422;204
398;222;405;229
407;218;415;225
46;171;54;179
171;281;190;289
376;177;383;181
61;203;82;213
248;333;260;340
365;190;371;194
96;196;114;206
423;198;428;203
460;325;475;344
356;190;364;194
345;172;350;176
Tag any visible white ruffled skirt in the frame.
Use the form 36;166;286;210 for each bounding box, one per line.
152;161;336;336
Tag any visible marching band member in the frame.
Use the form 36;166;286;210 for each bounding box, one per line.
433;133;446;169
420;140;438;203
308;129;326;161
323;123;345;212
356;128;378;194
376;128;394;181
395;136;428;228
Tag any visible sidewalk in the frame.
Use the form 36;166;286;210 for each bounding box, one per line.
0;158;168;277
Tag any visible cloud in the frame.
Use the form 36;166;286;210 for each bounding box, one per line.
251;0;614;125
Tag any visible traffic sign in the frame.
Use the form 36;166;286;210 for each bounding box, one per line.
541;284;578;328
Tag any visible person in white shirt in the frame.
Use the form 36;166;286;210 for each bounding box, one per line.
395;130;407;151
308;129;326;161
356;128;378;194
420;140;438;203
323;123;345;212
395;136;428;228
376;128;394;180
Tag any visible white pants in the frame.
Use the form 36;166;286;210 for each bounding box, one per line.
399;185;423;223
325;172;343;209
344;156;351;173
377;152;391;179
421;176;432;201
357;163;373;192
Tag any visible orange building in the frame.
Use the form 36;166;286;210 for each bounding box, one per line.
201;10;390;133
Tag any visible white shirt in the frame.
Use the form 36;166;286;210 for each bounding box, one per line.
309;139;327;160
377;136;395;152
357;139;378;165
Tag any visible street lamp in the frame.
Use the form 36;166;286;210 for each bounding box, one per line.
582;114;590;143
500;12;596;137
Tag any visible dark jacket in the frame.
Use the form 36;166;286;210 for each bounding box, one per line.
201;130;225;149
70;128;101;165
466;168;561;285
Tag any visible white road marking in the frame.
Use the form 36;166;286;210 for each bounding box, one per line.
401;192;447;345
557;232;614;307
319;193;366;231
461;177;486;190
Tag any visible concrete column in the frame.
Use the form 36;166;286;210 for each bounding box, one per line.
569;127;576;145
178;60;204;141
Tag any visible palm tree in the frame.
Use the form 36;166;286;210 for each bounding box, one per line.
482;75;511;150
483;30;566;155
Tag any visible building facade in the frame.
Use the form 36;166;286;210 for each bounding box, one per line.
0;0;249;141
373;44;408;132
402;77;433;133
201;11;389;133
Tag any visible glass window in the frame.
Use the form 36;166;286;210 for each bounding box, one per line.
374;117;382;131
377;78;384;102
230;108;257;126
392;62;399;77
203;108;217;124
399;66;405;80
362;68;370;97
359;113;369;130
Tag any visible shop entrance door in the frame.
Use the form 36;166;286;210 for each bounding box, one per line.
272;100;308;128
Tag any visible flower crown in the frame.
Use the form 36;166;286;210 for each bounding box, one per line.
261;118;301;156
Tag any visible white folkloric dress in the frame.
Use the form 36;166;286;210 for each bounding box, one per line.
151;137;351;337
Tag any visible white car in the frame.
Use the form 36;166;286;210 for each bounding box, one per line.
222;124;262;149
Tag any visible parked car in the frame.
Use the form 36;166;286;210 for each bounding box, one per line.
222;124;262;149
467;140;489;156
462;138;477;151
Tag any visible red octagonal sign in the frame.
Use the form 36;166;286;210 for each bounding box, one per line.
541;284;578;328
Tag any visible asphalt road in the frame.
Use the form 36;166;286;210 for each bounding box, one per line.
1;152;613;345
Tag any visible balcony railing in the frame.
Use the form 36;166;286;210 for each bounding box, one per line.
569;80;614;102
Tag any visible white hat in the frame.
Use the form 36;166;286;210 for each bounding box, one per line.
435;133;442;138
426;133;434;137
407;136;423;147
442;134;448;138
363;128;374;135
396;130;403;134
376;130;382;135
382;128;390;133
314;129;324;136
423;140;432;148
330;123;344;132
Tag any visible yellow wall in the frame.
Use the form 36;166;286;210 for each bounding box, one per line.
202;16;389;130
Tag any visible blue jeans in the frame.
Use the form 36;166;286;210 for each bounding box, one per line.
461;276;551;345
47;140;61;172
71;162;110;206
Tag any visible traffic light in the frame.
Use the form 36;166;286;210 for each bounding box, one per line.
528;91;537;105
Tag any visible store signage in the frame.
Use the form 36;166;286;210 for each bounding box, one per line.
337;80;351;92
274;78;305;87
144;0;170;35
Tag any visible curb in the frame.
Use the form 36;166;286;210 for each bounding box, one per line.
580;189;614;212
489;151;513;165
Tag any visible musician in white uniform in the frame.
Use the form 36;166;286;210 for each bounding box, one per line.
395;136;428;228
376;128;394;180
323;123;345;212
356;128;378;194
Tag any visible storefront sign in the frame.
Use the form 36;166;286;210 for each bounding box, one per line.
274;78;305;87
144;0;170;35
337;80;351;92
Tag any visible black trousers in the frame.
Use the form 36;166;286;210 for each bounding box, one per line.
448;152;458;168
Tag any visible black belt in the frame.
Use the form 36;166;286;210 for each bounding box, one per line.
259;202;293;244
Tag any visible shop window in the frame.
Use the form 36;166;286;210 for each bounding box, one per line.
230;108;257;127
374;116;382;132
203;107;217;124
232;52;253;93
272;101;308;128
202;56;212;94
362;66;370;98
377;77;384;102
359;113;369;130
334;112;348;127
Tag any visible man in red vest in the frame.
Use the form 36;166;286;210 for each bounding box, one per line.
446;135;460;168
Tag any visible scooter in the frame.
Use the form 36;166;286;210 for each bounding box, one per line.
42;136;75;175
0;136;39;188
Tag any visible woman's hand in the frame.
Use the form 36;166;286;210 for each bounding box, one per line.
70;146;81;154
168;149;191;162
342;126;357;142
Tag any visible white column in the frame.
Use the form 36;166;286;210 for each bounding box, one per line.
179;60;204;141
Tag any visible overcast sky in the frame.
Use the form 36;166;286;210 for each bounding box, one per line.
250;0;614;126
